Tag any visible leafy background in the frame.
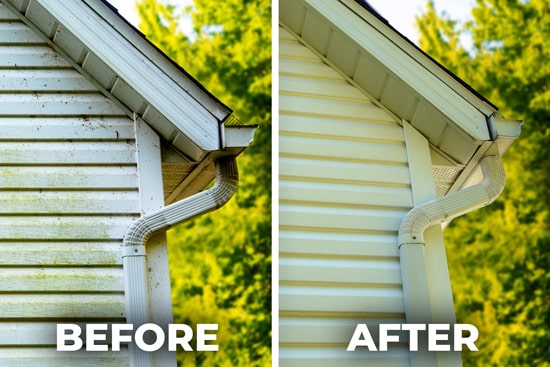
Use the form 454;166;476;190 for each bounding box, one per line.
417;0;549;366
135;0;271;365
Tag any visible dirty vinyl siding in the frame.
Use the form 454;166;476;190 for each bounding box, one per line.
279;27;412;366
0;6;135;365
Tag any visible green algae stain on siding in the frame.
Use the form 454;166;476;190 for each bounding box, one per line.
0;192;140;214
0;243;122;266
0;268;124;292
0;216;134;240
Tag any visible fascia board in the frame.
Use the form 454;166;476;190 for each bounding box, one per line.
302;0;491;141
34;0;222;151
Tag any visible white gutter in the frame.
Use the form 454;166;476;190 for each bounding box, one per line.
398;155;505;324
122;157;238;367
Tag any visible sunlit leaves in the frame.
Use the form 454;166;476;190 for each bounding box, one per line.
417;1;550;366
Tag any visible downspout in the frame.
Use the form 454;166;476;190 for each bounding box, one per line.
122;157;238;367
398;155;506;324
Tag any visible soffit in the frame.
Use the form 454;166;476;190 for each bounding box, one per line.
280;0;496;166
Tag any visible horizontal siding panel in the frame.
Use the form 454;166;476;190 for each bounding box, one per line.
280;114;401;141
280;180;413;208
280;27;297;41
0;323;135;346
280;57;344;80
281;94;393;122
0;69;96;91
280;205;406;232
0;141;136;164
281;75;369;100
0;294;124;318
0;348;128;367
280;135;407;163
279;231;399;258
0;93;124;116
0;45;71;67
0;117;134;139
280;285;404;313
280;257;402;285
0;268;123;292
0;216;135;240
280;157;410;185
0;242;122;266
0;191;139;214
280;41;320;60
0;4;19;20
0;166;137;189
280;316;406;344
280;347;410;367
0;22;44;43
0;322;59;345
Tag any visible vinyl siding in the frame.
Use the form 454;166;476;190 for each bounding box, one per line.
0;6;135;365
279;26;412;365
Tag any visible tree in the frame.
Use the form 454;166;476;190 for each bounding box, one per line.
135;1;271;365
417;1;549;366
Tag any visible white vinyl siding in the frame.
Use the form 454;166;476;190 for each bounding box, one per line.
0;6;135;365
279;27;412;366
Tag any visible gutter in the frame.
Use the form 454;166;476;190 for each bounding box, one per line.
122;157;239;367
398;155;506;324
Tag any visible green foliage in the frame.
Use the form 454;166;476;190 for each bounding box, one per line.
417;1;549;366
135;0;271;365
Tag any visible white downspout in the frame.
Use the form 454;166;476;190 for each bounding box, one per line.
122;157;238;367
397;155;505;352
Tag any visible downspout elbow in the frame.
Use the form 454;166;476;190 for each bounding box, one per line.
398;155;505;247
123;157;239;251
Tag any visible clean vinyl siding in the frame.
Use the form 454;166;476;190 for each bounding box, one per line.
279;27;412;366
0;6;135;365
